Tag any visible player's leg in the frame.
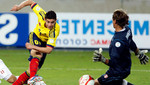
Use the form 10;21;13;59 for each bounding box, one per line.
12;32;44;85
7;75;17;83
12;71;30;85
28;53;47;84
0;59;17;83
122;79;134;85
94;79;100;85
95;74;123;85
13;56;41;85
29;49;42;78
26;32;45;78
12;35;32;85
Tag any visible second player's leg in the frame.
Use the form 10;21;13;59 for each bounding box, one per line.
7;75;17;83
0;59;17;83
94;79;100;85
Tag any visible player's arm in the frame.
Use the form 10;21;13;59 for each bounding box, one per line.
135;48;149;64
93;48;109;65
10;0;35;11
129;39;138;53
130;39;149;64
26;43;53;54
93;40;124;66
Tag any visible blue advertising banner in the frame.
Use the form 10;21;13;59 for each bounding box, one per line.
0;13;29;47
0;12;150;49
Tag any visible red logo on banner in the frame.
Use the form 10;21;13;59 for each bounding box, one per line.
91;39;111;45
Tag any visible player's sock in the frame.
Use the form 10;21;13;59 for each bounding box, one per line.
12;71;29;85
122;79;134;85
30;57;40;78
127;82;134;85
122;79;128;85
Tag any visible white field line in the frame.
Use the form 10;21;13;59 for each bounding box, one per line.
9;67;150;72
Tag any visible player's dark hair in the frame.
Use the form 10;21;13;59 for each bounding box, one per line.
45;10;56;20
112;9;129;28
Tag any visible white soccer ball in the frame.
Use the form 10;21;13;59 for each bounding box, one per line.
34;81;46;85
29;81;46;85
79;75;94;85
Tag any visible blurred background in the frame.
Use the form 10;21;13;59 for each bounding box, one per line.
0;0;150;49
0;0;150;85
1;0;150;13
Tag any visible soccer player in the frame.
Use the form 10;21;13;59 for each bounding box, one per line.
10;0;60;84
0;59;17;83
93;9;149;85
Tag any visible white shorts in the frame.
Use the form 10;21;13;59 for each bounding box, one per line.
0;59;12;80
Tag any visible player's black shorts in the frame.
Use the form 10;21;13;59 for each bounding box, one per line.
98;74;123;85
26;32;47;69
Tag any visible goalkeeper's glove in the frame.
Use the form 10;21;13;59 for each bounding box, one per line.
136;50;149;64
93;48;106;63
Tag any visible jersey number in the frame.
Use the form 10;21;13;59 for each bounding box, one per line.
34;40;41;45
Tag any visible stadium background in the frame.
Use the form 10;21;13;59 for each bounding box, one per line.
0;0;150;85
1;0;150;13
0;0;150;49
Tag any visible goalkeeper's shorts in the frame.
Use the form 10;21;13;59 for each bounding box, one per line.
98;74;123;85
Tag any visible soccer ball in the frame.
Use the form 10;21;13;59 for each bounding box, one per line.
28;80;46;85
79;75;94;85
33;80;46;85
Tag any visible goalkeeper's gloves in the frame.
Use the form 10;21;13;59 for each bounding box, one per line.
93;48;106;63
136;50;149;64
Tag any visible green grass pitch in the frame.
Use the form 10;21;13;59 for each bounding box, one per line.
0;49;150;85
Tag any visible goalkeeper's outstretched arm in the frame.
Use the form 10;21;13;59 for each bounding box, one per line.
135;49;149;64
129;39;149;64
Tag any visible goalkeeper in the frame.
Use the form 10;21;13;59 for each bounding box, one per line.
93;9;149;85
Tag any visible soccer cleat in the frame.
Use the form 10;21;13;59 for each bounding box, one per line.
27;76;43;85
40;81;46;85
